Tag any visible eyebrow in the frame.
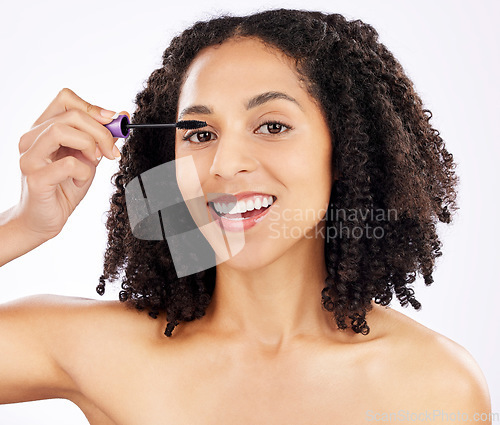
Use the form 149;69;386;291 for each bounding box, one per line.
177;91;302;121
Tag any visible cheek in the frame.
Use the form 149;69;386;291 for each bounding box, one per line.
277;140;332;192
301;147;332;217
175;156;204;203
268;143;332;228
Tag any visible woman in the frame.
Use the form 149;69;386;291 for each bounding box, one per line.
0;8;491;424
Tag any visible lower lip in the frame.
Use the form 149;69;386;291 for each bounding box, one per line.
207;202;274;232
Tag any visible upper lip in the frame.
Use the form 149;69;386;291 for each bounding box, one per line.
207;191;276;204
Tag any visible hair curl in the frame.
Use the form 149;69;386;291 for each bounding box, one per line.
96;8;458;337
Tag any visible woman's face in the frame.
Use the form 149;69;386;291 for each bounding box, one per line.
175;37;332;270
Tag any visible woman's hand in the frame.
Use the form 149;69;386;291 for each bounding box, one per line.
12;87;128;242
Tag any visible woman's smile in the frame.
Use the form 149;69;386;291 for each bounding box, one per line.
207;193;278;232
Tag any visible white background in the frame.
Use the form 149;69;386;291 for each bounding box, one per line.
0;0;498;422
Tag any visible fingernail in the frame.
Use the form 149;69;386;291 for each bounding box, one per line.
113;145;121;158
101;108;116;118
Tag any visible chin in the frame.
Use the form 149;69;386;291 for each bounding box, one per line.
215;239;284;272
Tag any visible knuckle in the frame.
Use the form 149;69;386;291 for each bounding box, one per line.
57;87;73;100
63;155;78;170
46;122;62;137
86;102;94;114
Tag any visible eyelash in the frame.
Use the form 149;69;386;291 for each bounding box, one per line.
181;120;293;143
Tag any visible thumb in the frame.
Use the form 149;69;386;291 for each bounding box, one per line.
117;110;131;122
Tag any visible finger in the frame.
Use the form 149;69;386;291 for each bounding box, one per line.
19;123;100;175
94;110;128;159
26;155;95;195
31;88;116;130
20;109;118;160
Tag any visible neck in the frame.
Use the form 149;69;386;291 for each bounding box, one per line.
202;225;335;349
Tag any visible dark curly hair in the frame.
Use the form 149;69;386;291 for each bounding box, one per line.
96;8;458;337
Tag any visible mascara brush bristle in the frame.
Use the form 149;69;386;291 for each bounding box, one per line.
176;120;207;130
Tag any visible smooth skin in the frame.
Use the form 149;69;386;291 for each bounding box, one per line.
0;39;492;425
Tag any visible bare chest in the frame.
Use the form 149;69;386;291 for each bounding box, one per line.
158;364;375;425
77;347;390;425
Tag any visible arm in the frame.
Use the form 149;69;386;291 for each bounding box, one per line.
0;207;49;267
0;294;78;403
0;88;123;270
0;88;123;403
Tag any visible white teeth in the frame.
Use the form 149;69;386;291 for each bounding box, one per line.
237;200;247;214
226;201;244;215
212;195;275;215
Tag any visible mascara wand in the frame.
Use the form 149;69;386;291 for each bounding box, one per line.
104;114;207;138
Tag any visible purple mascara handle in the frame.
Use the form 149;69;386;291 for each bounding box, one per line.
104;114;130;138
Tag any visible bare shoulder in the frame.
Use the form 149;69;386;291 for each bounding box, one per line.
4;294;173;424
368;303;491;416
13;292;167;340
1;293;174;372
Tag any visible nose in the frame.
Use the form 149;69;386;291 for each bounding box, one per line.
209;133;258;179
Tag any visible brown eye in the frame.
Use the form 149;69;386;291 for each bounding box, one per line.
256;121;291;136
196;131;212;143
267;123;282;134
183;130;214;143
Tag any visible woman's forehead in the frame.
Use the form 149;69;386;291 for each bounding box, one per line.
178;39;307;107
